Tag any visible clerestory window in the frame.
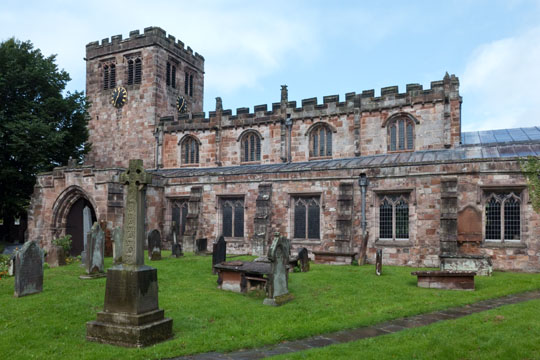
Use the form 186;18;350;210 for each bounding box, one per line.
180;136;200;165
309;124;333;158
387;116;415;152
240;131;262;163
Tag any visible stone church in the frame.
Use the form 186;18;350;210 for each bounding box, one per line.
27;27;540;272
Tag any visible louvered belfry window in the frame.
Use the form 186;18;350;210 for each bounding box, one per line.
388;116;414;152
127;60;134;85
103;63;116;90
379;195;409;240
485;192;521;241
222;198;244;238
309;125;332;158
134;58;142;84
184;73;189;94
241;132;261;162
109;64;116;88
293;197;320;240
103;65;109;90
181;136;199;165
166;62;176;88
127;58;142;86
166;62;171;86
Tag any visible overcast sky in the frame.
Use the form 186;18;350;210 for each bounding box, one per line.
2;0;540;131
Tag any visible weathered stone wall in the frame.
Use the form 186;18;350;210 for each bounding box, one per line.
85;27;205;169
155;158;540;272
160;74;461;168
26;167;124;251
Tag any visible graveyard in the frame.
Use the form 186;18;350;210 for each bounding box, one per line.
0;251;539;359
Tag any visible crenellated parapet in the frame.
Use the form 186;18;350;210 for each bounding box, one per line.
86;26;204;71
161;74;460;133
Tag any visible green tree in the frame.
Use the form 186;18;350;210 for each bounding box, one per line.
0;38;90;225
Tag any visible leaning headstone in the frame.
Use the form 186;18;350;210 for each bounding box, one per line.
376;248;382;276
263;232;294;306
82;222;105;277
297;247;310;272
46;246;66;268
148;229;162;261
112;227;123;265
81;205;92;265
170;221;183;258
212;235;227;274
195;238;207;255
14;241;43;297
86;159;172;347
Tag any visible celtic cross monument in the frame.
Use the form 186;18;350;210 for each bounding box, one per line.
86;159;173;347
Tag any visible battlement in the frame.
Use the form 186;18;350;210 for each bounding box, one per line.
86;26;204;71
161;74;460;133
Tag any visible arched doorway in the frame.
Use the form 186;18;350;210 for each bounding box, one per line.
51;186;98;257
66;198;96;256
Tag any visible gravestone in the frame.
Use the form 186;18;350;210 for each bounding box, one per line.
86;159;172;347
14;241;43;297
112;227;122;265
195;238;207;255
81;205;92;265
212;235;226;274
297;247;310;272
148;229;162;261
82;222;105;277
101;220;113;257
376;248;382;276
170;221;183;258
263;232;294;306
46;246;66;267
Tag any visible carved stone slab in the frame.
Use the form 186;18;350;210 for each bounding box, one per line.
120;159;151;266
112;227;123;265
14;241;43;297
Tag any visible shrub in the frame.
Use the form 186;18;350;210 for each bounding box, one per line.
0;254;10;278
52;234;72;255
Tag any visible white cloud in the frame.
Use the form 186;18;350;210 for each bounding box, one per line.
461;27;540;131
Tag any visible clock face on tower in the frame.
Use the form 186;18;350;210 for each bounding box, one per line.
176;96;188;113
110;86;127;108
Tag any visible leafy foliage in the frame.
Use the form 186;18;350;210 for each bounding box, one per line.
520;156;540;213
0;38;90;221
52;234;72;255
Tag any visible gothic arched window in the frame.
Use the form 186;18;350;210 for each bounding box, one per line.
379;195;409;240
240;131;262;163
309;124;333;158
180;136;200;165
485;192;521;241
387;115;415;152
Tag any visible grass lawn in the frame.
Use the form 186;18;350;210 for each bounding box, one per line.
271;298;540;359
0;252;539;359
